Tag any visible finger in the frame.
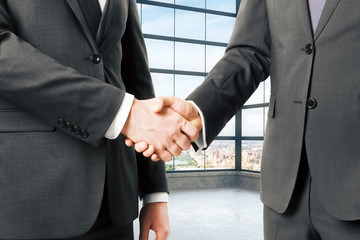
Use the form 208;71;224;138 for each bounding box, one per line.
134;142;149;153
139;215;150;240
157;149;173;162
180;121;200;142
152;98;165;113
174;134;192;151
155;231;170;240
143;145;155;158
125;138;134;147
139;228;150;240
151;154;160;161
153;96;176;113
190;115;203;130
166;142;183;157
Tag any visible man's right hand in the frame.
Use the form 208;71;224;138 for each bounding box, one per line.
121;98;199;162
125;96;202;161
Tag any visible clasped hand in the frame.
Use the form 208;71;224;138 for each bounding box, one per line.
121;96;202;162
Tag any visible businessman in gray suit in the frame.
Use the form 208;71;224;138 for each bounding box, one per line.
134;0;360;239
0;0;199;239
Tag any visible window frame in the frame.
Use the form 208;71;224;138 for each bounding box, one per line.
137;0;266;173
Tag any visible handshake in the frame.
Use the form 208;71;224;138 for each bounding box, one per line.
121;96;202;162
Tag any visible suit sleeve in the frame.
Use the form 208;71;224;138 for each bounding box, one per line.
0;0;125;147
187;0;271;147
121;0;168;196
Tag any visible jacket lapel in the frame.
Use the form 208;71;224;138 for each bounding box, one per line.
313;0;340;41
66;0;98;49
293;0;313;38
96;0;118;45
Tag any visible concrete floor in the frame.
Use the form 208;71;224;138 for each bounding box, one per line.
134;188;264;240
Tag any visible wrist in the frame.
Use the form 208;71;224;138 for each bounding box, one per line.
121;98;138;136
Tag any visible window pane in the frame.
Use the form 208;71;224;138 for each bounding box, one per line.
245;82;264;105
165;160;175;171
206;45;225;72
206;14;235;43
218;116;235;136
242;108;264;137
175;0;205;8
242;141;263;171
265;77;271;103
175;42;205;72
174;148;204;170
151;73;174;96
142;6;174;36
205;140;235;169
175;10;205;40
174;75;204;99
145;39;174;69
206;0;236;13
264;107;268;136
140;0;241;173
148;0;174;3
137;4;142;21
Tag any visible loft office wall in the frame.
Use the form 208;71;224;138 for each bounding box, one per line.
136;0;269;172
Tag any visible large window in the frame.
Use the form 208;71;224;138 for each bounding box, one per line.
137;0;268;172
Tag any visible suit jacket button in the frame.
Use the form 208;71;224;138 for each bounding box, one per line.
90;54;101;64
81;130;89;138
58;119;66;127
305;43;313;54
307;98;317;109
74;126;82;135
66;122;74;131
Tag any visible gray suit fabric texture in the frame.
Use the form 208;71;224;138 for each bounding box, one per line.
0;0;168;239
264;150;360;240
188;0;360;222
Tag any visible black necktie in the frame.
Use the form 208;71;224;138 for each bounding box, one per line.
78;0;102;39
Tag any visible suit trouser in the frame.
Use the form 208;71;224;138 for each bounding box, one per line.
263;146;360;240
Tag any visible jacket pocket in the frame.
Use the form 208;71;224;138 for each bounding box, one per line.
267;95;276;118
0;110;55;132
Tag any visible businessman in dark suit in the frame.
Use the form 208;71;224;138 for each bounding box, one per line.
0;0;198;239
135;0;360;239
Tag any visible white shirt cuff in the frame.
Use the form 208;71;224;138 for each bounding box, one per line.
143;192;169;204
188;101;208;149
105;93;134;139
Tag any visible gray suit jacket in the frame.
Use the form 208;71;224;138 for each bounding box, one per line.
0;0;167;239
189;0;360;221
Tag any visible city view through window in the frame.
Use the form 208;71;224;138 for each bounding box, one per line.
136;0;269;172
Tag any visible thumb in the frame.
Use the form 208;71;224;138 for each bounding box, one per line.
153;96;176;113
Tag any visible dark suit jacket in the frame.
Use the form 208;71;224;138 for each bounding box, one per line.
188;0;360;221
0;0;167;239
